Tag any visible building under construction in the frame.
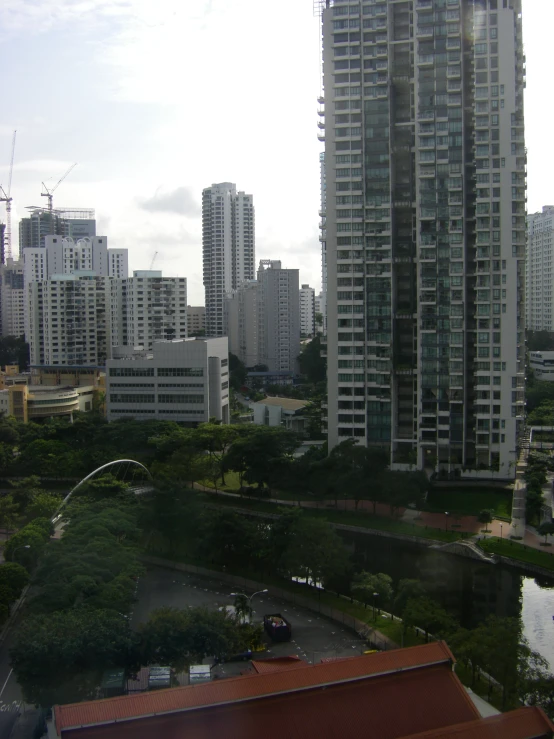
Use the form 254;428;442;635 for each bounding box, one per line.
19;207;96;255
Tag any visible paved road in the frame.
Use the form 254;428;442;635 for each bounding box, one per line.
133;566;367;678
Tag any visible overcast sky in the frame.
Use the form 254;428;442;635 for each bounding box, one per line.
0;0;548;305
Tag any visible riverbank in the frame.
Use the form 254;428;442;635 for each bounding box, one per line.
198;489;554;578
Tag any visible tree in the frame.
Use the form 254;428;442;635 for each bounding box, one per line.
351;571;393;612
538;521;554;545
0;495;20;532
224;427;299;491
25;492;62;522
196;508;262;569
280;515;350;587
10;609;139;707
229;353;247;391
139;606;257;670
402;597;458;643
394;579;426;616
477;509;494;532
0;563;29;602
297;336;326;384
526;490;544;526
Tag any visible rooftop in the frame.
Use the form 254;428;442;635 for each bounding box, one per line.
54;643;484;739
254;396;308;411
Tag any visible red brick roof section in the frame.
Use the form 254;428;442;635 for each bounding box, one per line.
55;642;457;732
402;706;554;738
251;656;306;674
58;665;480;739
54;642;480;739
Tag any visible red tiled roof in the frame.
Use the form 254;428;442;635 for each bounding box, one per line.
58;664;480;739
402;706;554;738
55;641;456;733
54;642;468;739
251;656;306;674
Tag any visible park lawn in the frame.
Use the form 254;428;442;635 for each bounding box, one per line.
478;536;554;571
425;487;512;519
203;493;462;543
200;471;242;492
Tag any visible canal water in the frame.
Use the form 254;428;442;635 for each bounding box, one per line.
339;529;554;667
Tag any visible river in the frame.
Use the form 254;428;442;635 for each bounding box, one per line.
338;528;554;667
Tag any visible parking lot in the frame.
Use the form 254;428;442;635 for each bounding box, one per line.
133;566;367;678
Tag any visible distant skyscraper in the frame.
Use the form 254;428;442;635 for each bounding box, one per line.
299;284;316;336
526;206;554;332
321;0;526;479
0;258;25;337
202;183;255;336
258;260;300;373
225;280;260;367
0;224;5;266
19;208;96;255
319;151;327;335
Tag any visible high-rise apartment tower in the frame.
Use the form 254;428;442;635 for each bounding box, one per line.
526;206;554;332
321;0;525;478
202;183;255;336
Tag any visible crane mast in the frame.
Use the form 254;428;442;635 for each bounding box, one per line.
0;130;17;262
41;163;77;234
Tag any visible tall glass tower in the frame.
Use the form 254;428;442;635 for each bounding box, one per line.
321;0;525;479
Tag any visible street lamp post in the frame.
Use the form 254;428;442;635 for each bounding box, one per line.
500;523;503;540
372;592;379;622
230;589;269;612
445;512;449;532
11;544;30;561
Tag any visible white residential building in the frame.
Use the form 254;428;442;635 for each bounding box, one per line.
23;236;128;283
258;260;300;374
526;206;554;332
19;208;96;255
0;258;25;337
27;273;111;367
299;284;316;337
202;183;255;336
111;271;187;352
187;306;206;336
106;337;229;425
320;0;525;479
225;281;260;367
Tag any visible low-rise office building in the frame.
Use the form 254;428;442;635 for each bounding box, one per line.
529;351;554;382
251;396;308;434
106;338;229;425
0;384;95;422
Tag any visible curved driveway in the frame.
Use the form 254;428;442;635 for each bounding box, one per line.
133;566;367;678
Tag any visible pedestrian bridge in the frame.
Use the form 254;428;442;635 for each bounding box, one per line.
51;459;154;523
430;540;497;563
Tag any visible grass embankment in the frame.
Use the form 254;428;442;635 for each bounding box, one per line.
478;536;554;572
205;493;461;543
425;488;513;519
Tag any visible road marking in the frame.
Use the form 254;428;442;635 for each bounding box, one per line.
0;669;12;698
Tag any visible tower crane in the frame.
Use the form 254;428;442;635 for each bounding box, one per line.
0;130;17;261
41;163;77;234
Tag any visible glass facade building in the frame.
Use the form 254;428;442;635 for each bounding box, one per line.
322;0;525;478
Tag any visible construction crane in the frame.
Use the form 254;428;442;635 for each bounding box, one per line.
150;251;158;270
41;163;77;234
0;130;17;261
